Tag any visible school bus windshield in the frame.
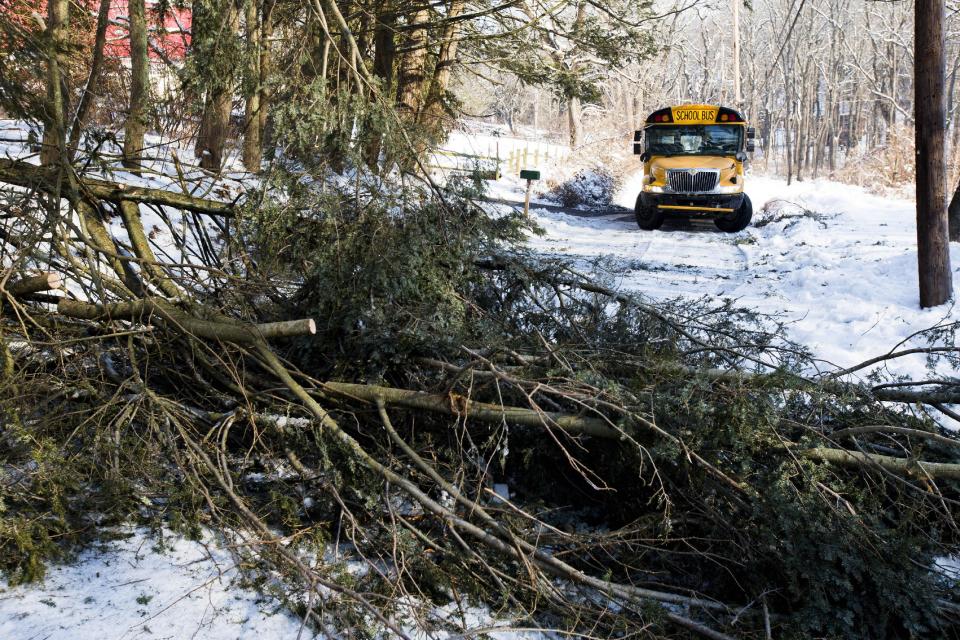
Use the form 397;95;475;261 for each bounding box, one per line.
645;125;743;156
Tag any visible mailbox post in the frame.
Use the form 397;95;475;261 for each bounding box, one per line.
519;169;540;217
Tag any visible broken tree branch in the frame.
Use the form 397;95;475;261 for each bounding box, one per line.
802;447;960;480
0;158;236;216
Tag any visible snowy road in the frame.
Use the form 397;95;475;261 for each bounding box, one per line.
522;174;960;379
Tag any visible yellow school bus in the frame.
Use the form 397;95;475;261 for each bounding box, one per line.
633;104;756;232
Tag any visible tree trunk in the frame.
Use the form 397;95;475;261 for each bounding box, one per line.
69;0;112;158
396;8;430;121
372;2;396;88
242;0;262;171
196;1;240;173
568;96;583;148
256;0;275;159
425;0;464;109
915;0;953;306
123;0;150;170
419;0;465;142
40;0;69;167
361;1;395;168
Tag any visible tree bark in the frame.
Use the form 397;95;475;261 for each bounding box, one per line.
915;0;953;306
416;0;465;149
396;8;430;121
6;273;64;298
196;0;240;173
424;0;465;114
363;1;396;166
40;0;69;167
258;0;275;158
372;2;396;89
241;0;262;171
123;0;150;170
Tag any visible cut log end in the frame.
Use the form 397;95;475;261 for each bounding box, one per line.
256;318;317;339
7;272;65;298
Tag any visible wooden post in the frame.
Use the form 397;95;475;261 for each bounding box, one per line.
520;169;540;217
915;0;953;307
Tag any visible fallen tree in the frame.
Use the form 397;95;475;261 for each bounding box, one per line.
2;154;959;640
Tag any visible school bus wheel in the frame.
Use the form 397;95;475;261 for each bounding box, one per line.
714;194;753;233
634;194;665;230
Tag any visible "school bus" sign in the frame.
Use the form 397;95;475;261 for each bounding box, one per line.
671;105;719;124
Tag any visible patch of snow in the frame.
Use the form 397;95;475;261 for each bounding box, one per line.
522;173;960;384
0;528;320;640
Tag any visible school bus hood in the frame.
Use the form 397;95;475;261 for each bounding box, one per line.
649;156;736;171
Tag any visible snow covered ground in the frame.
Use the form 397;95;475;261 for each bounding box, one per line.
523;172;960;381
0;527;550;640
3;119;957;636
0;530;314;640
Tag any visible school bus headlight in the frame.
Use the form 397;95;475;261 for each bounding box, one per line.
646;185;666;193
714;185;743;194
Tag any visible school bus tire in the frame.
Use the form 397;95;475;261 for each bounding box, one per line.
635;194;665;230
714;194;752;233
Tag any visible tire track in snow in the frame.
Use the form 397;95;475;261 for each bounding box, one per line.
519;203;751;301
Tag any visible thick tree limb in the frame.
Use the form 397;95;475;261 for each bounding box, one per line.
118;200;182;298
322;380;623;439
6;273;63;297
0;158;235;216
802;447;960;480
55;298;313;343
829;425;960;449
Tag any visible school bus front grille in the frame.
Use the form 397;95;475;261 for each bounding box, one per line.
667;169;720;193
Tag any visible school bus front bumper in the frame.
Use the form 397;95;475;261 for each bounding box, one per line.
639;192;745;215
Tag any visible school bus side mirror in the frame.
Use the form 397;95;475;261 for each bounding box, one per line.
746;140;756;153
633;130;643;155
746;127;756;139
